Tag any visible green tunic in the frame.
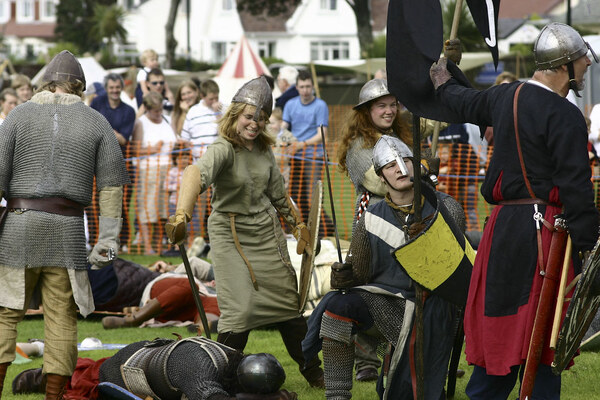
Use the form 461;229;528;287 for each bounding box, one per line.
196;137;300;332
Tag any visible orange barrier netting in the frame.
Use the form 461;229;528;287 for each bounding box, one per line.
83;108;599;255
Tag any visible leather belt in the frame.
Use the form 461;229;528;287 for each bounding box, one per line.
499;198;554;206
7;197;84;217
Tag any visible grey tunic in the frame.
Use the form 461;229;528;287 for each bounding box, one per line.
0;91;129;315
196;137;300;332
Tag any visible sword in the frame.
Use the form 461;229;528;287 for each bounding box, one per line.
178;243;212;339
319;125;343;263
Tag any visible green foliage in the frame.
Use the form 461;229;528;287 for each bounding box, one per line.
89;4;128;47
441;0;487;52
46;41;81;59
171;57;221;72
261;56;285;67
368;34;386;58
236;0;301;15
55;0;115;53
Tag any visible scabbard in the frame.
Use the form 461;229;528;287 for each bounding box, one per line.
520;221;568;399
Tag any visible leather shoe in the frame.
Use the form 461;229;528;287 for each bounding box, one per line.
355;367;378;382
12;367;46;394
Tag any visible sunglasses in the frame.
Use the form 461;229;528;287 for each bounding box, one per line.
150;81;165;86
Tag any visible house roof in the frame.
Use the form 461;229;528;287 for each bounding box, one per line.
238;1;299;32
371;0;388;32
239;0;389;34
498;0;562;19
2;20;55;39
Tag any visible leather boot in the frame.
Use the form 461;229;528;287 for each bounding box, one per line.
0;362;10;396
278;317;324;388
44;374;69;400
216;331;250;351
12;367;46;394
102;298;162;329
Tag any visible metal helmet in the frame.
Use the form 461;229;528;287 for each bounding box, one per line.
354;78;392;109
533;22;598;70
232;76;273;121
372;135;413;176
42;50;86;87
237;353;286;394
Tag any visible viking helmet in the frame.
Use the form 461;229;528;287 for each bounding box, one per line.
237;353;286;394
533;22;598;70
354;78;392;109
232;76;273;121
373;135;412;176
42;50;86;87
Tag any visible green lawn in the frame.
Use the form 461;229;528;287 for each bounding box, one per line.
4;314;600;399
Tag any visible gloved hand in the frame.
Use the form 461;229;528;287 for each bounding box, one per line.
408;214;434;239
430;57;452;90
294;223;310;255
89;216;121;269
444;38;462;65
330;261;356;289
165;209;189;245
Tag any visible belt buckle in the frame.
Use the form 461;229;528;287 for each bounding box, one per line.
10;208;27;214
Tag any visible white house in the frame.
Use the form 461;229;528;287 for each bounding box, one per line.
116;0;388;65
0;0;58;59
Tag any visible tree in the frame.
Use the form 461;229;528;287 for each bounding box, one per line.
165;0;182;68
55;0;115;55
90;4;128;59
441;0;487;52
236;0;375;59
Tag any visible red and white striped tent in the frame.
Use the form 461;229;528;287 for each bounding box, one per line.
214;35;272;105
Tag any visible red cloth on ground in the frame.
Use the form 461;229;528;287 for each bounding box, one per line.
151;277;220;323
64;357;109;400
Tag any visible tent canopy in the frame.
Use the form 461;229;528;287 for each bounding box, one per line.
215;36;272;104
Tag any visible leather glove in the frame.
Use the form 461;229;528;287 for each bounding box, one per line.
408;214;434;239
443;38;462;65
165;209;189;245
430;57;452;90
89;216;121;269
236;390;297;400
331;261;356;289
293;223;310;255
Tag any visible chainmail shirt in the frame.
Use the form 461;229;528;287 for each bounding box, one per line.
0;91;129;269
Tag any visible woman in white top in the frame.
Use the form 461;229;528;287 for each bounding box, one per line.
132;91;178;254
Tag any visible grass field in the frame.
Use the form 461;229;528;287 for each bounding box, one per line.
1;253;600;399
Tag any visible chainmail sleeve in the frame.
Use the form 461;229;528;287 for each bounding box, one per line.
441;193;467;233
346;137;374;194
346;215;372;285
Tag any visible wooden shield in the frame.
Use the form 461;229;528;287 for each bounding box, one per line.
552;239;600;373
299;180;322;313
393;186;474;307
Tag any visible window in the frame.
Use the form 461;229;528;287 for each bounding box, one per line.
0;0;8;23
222;0;233;10
41;0;57;20
258;41;276;58
17;0;34;21
212;42;227;63
310;41;349;60
320;0;337;10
